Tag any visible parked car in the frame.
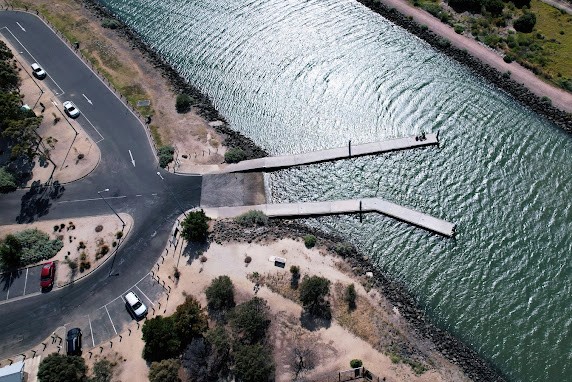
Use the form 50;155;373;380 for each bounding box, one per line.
31;63;46;79
125;291;147;320
63;101;80;118
66;328;82;356
40;262;55;290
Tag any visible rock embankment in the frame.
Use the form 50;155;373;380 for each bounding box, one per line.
357;0;572;133
211;219;507;382
81;0;268;160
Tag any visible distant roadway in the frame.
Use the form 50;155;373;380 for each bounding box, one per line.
0;11;201;358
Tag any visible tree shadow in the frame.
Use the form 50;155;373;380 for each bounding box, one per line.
5;155;34;187
0;269;22;291
300;310;331;331
183;240;211;265
16;180;65;223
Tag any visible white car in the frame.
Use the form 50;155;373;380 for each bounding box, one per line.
31;63;46;79
125;291;148;320
63;101;80;118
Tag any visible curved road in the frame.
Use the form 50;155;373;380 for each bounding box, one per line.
0;11;201;358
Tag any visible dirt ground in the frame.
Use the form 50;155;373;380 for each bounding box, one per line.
12;0;228;175
1;37;101;185
72;229;469;382
0;213;132;287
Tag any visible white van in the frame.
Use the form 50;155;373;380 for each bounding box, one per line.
124;291;148;320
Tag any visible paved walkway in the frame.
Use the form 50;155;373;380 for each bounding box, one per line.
202;197;456;237
215;133;438;174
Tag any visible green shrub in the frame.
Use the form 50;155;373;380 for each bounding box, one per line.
514;13;536;33
92;359;115;382
224;147;247;163
0;167;16;193
11;229;63;266
299;276;331;318
334;242;354;256
233;343;275;382
158;145;175;168
235;210;268;227
181;209;210;242
37;353;87;382
454;25;465;34
303;234;316;248
175;94;192;113
228;297;270;345
206;275;235;312
101;18;122;29
0;234;22;269
345;284;357;310
142;316;181;362
503;54;515;63
350;359;363;368
172;295;208;347
149;359;181;382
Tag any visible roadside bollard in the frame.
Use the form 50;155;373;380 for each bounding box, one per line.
42;342;47;350
158;302;161;309
150;270;154;277
51;335;55;344
167;285;171;292
137;322;140;329
152;307;156;315
128;328;132;336
161;256;164;264
161;280;165;286
19;354;26;361
119;335;122;342
156;263;159;270
7;359;12;365
110;341;113;348
99;346;103;353
31;350;36;358
88;351;92;358
57;346;62;353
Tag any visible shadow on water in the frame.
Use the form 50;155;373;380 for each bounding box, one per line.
17;180;65;223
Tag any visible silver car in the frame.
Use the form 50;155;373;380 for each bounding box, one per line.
31;63;46;79
63;101;80;118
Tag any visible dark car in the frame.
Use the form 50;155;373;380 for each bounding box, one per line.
40;262;56;290
66;328;82;356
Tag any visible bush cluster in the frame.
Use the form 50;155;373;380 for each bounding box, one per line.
158;145;175;168
224;147;247;163
181;210;210;242
101;18;122;29
234;210;269;227
0;229;63;269
175;94;192;113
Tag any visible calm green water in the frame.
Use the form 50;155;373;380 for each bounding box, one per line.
99;0;572;380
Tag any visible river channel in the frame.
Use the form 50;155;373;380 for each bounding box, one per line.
98;0;572;380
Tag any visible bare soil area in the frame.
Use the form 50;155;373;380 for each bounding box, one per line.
0;213;132;287
72;225;469;382
2;37;100;185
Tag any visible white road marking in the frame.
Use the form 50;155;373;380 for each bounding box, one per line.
104;305;117;335
135;194;142;197
151;193;157;196
0;27;65;95
57;195;127;204
15;22;25;32
128;150;136;167
82;93;93;105
22;267;29;296
88;315;95;347
136;285;155;307
81;114;104;143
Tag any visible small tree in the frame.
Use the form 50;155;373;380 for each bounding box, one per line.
224;147;247;163
299;276;331;317
0;167;16;193
513;13;536;33
142;316;181;362
344;284;357;310
149;358;181;382
175;94;192;113
303;234;316;248
233;343;275;382
350;359;363;368
205;275;235;312
0;234;22;269
37;354;87;382
290;265;301;289
181;209;210;242
172;295;208;346
228;297;270;345
157;145;175;168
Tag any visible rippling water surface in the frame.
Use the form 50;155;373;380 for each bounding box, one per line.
99;0;571;380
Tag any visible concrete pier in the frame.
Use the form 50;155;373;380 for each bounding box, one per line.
217;133;438;173
202;197;455;237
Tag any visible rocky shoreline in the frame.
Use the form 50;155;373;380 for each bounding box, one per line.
82;0;268;160
211;219;507;382
358;0;572;132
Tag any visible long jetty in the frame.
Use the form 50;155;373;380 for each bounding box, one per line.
202;197;455;237
217;133;438;173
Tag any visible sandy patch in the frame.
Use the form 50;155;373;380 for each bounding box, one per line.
75;228;468;382
1;37;101;186
0;213;132;287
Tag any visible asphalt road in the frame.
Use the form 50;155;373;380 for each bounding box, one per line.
0;11;202;357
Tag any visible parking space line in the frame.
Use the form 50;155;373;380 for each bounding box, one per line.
88;314;95;347
23;267;29;296
136;285;155;307
81;114;104;143
0;27;65;95
5;275;11;300
104;305;117;335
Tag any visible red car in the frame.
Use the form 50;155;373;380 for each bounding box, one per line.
40;262;56;289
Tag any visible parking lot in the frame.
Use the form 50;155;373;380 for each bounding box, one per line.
0;264;44;302
62;272;167;349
